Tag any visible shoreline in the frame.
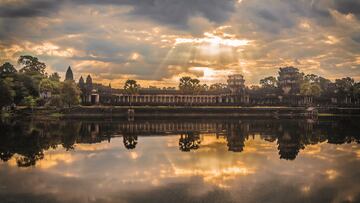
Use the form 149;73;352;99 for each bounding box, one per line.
7;106;360;119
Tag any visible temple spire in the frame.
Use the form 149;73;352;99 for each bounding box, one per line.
65;66;74;81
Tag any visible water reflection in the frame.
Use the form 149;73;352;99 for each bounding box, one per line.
0;117;359;167
0;117;359;203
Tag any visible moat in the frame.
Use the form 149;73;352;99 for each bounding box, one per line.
1;117;359;203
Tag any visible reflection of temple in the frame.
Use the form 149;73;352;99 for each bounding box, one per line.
0;118;359;167
277;132;303;160
225;123;248;152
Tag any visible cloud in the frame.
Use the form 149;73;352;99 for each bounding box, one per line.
334;0;360;19
0;0;236;28
0;0;359;87
0;0;63;18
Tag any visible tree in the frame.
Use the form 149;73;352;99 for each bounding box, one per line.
260;76;277;89
179;76;201;94
0;78;15;108
123;135;138;150
335;77;355;97
23;96;36;110
198;84;209;92
124;80;140;106
304;74;331;94
124;79;140;94
39;78;60;95
300;81;321;97
49;72;61;82
0;62;17;77
61;81;80;107
18;55;46;76
209;83;227;91
48;95;63;107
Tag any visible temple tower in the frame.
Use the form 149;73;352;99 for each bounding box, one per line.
227;74;245;95
65;66;74;81
78;76;85;88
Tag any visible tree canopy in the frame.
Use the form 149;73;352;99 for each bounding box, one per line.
260;76;277;89
18;55;46;75
61;81;80;107
179;76;202;94
49;72;61;82
0;62;17;77
0;78;15;108
124;79;140;94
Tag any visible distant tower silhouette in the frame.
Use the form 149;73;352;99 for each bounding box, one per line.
86;74;92;85
86;75;93;90
65;66;74;81
78;76;84;88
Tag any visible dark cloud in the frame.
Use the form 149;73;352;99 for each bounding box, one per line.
0;0;63;18
334;0;360;18
0;0;236;28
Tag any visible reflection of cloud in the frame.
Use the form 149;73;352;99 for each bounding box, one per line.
37;152;74;169
0;132;359;203
173;165;255;188
75;143;110;152
129;152;139;160
325;169;339;180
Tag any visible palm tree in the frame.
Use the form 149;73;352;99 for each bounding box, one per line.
124;79;140;106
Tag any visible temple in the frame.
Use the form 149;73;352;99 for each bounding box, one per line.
76;73;250;106
62;66;357;106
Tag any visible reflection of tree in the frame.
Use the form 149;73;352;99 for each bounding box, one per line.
0;151;14;162
61;121;81;150
277;131;304;160
179;132;201;152
0;119;80;167
16;151;44;167
226;123;246;152
1;118;360;167
123;134;138;150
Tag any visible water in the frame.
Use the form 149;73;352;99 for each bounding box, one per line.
0;117;359;203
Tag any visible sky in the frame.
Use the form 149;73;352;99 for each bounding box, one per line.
0;0;359;88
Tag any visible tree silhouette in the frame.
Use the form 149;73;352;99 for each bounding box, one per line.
179;132;201;152
18;55;46;75
123;134;138;150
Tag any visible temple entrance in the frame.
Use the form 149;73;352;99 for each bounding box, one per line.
90;94;99;104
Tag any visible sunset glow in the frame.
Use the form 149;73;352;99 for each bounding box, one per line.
0;0;358;87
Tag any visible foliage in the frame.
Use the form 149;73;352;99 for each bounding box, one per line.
304;74;331;94
209;83;228;91
0;78;15;108
124;79;140;94
12;73;39;103
61;81;80;107
300;81;321;97
260;76;277;88
299;74;327;97
18;55;46;75
23;96;36;109
334;77;355;97
198;84;209;92
179;76;201;94
0;62;17;77
49;72;61;82
40;78;61;94
48;95;63;107
353;83;360;99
